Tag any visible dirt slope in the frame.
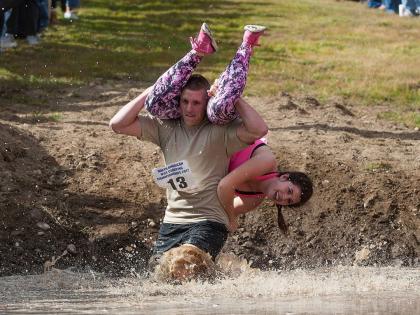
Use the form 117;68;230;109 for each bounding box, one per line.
0;81;419;276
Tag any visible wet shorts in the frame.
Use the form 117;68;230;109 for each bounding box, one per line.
153;220;229;260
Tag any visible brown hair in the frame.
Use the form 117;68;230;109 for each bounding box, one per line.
183;74;210;92
276;171;313;234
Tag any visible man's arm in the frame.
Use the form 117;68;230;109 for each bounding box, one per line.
235;97;268;144
109;87;152;137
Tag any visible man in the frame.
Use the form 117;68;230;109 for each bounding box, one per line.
109;23;267;280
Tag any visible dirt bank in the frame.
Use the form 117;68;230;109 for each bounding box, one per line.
0;81;419;276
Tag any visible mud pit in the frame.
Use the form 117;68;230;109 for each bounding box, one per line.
0;81;419;276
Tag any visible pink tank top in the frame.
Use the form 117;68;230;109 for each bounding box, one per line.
228;138;267;172
228;138;277;198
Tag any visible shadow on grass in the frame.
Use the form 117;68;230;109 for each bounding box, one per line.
0;0;273;121
0;0;264;81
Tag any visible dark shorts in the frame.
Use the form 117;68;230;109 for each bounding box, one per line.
153;220;229;260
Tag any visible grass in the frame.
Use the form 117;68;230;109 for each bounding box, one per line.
33;111;63;122
365;162;393;172
0;0;419;126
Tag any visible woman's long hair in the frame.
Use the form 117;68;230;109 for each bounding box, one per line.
276;171;313;234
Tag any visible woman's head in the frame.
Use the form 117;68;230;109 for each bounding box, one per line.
281;171;313;207
265;172;313;207
272;171;313;234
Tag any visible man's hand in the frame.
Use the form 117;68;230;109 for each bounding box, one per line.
207;79;219;97
235;97;268;144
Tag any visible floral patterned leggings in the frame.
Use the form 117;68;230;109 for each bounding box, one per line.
144;44;253;125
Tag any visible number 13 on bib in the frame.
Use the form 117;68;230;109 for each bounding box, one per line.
152;160;197;191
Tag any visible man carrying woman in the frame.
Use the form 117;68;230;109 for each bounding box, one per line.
110;23;312;281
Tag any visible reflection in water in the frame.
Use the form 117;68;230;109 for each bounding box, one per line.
1;265;419;314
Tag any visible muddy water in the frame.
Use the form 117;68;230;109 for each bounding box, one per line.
1;266;419;314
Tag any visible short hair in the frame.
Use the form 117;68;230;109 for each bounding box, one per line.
183;74;210;92
276;171;313;234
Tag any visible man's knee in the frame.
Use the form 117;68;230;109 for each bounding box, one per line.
152;244;216;282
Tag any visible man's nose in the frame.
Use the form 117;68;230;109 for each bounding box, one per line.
185;103;194;112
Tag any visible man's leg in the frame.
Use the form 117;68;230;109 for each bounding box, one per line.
149;221;228;281
207;25;265;125
35;0;49;32
183;221;228;259
154;244;215;281
20;0;39;38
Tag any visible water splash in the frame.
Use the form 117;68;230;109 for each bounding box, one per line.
1;265;419;314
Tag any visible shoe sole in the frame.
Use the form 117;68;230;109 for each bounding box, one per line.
244;25;267;33
201;22;218;52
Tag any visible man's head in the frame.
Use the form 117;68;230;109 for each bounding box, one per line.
180;74;210;127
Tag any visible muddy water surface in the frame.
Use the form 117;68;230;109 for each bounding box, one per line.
1;266;419;314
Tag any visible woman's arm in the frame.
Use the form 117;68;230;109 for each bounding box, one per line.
233;196;264;215
218;146;276;231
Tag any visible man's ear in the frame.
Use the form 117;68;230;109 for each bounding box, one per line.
278;173;289;181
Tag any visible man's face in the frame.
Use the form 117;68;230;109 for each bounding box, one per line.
179;88;207;127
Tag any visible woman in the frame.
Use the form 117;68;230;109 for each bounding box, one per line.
218;138;313;233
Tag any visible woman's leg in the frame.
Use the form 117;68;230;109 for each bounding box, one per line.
145;23;217;119
207;43;252;124
144;50;202;119
207;25;265;125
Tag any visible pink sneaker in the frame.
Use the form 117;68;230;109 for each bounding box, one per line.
190;23;218;55
243;25;266;47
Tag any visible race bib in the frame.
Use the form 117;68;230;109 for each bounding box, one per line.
152;160;196;191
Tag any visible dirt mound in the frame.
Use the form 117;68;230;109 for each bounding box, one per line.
0;123;77;273
0;83;419;276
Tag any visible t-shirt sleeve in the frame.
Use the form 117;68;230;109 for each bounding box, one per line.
225;119;248;157
137;114;161;146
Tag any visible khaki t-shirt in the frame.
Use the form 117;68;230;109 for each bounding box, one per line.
138;114;247;227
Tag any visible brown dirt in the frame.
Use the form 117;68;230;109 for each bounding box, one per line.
0;81;419;276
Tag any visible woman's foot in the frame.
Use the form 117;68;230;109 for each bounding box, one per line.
190;23;218;55
243;25;266;47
